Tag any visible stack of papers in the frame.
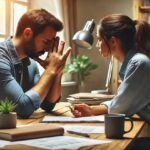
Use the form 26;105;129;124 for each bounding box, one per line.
67;92;114;105
2;136;111;150
63;125;105;134
42;115;105;123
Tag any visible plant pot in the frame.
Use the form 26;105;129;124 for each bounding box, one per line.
78;80;87;92
0;112;17;129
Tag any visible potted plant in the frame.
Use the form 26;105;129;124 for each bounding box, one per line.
0;97;17;129
64;55;98;91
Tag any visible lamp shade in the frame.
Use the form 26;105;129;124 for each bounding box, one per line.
72;19;95;49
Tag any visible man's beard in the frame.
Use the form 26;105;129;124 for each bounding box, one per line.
23;38;40;58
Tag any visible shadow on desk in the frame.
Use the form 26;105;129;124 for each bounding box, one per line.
1;144;48;150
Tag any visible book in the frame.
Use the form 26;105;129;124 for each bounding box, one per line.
0;123;64;141
67;97;106;105
69;92;114;99
67;92;114;105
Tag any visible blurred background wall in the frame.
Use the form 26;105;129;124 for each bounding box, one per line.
29;0;133;100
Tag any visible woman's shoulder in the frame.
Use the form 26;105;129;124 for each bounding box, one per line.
130;53;150;68
132;53;150;62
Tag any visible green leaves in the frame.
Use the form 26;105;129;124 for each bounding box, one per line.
0;97;16;114
64;55;98;82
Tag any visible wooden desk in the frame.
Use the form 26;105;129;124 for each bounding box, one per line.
2;102;145;150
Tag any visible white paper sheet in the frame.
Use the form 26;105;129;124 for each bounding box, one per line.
0;140;10;148
12;136;111;150
42;115;104;123
63;125;105;134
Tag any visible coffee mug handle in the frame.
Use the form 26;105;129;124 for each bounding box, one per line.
124;117;133;134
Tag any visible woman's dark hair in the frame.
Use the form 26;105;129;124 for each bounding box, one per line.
134;20;150;55
98;14;150;55
15;9;63;37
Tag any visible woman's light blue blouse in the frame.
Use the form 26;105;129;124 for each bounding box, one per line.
102;50;150;124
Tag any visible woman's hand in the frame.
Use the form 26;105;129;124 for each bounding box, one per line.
71;104;108;117
71;103;94;117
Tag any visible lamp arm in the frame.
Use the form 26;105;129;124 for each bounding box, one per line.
83;19;95;33
105;56;113;89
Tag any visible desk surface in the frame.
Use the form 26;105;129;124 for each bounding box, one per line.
2;102;145;150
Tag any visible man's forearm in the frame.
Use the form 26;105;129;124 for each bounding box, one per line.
32;69;56;102
47;74;62;103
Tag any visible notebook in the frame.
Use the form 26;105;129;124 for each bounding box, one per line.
0;123;64;141
67;93;114;105
69;93;114;99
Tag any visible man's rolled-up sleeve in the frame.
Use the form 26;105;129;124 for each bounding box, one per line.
33;64;60;113
0;58;41;118
40;96;61;112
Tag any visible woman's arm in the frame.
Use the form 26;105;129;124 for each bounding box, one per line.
71;103;108;117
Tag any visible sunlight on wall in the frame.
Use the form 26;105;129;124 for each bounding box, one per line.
11;2;28;35
0;0;6;34
0;0;28;39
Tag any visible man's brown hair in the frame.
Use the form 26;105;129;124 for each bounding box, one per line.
15;9;63;37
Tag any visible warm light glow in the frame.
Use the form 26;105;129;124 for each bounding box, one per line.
0;0;6;34
0;0;28;38
11;2;28;35
17;0;28;2
0;38;5;42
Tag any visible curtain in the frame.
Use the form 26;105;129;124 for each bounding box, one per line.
54;0;77;82
54;0;77;54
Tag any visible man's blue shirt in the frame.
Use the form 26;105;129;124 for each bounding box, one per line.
0;38;57;118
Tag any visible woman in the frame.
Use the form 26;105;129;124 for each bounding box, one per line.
71;14;150;149
71;14;150;123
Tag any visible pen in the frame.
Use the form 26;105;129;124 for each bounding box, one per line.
66;105;73;111
67;130;90;137
66;105;72;109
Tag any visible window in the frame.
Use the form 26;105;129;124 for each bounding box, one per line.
0;0;29;41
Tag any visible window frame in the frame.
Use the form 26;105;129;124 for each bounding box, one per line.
0;0;29;40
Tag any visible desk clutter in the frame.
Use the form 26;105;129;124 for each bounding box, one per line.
67;92;114;105
0;102;145;150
